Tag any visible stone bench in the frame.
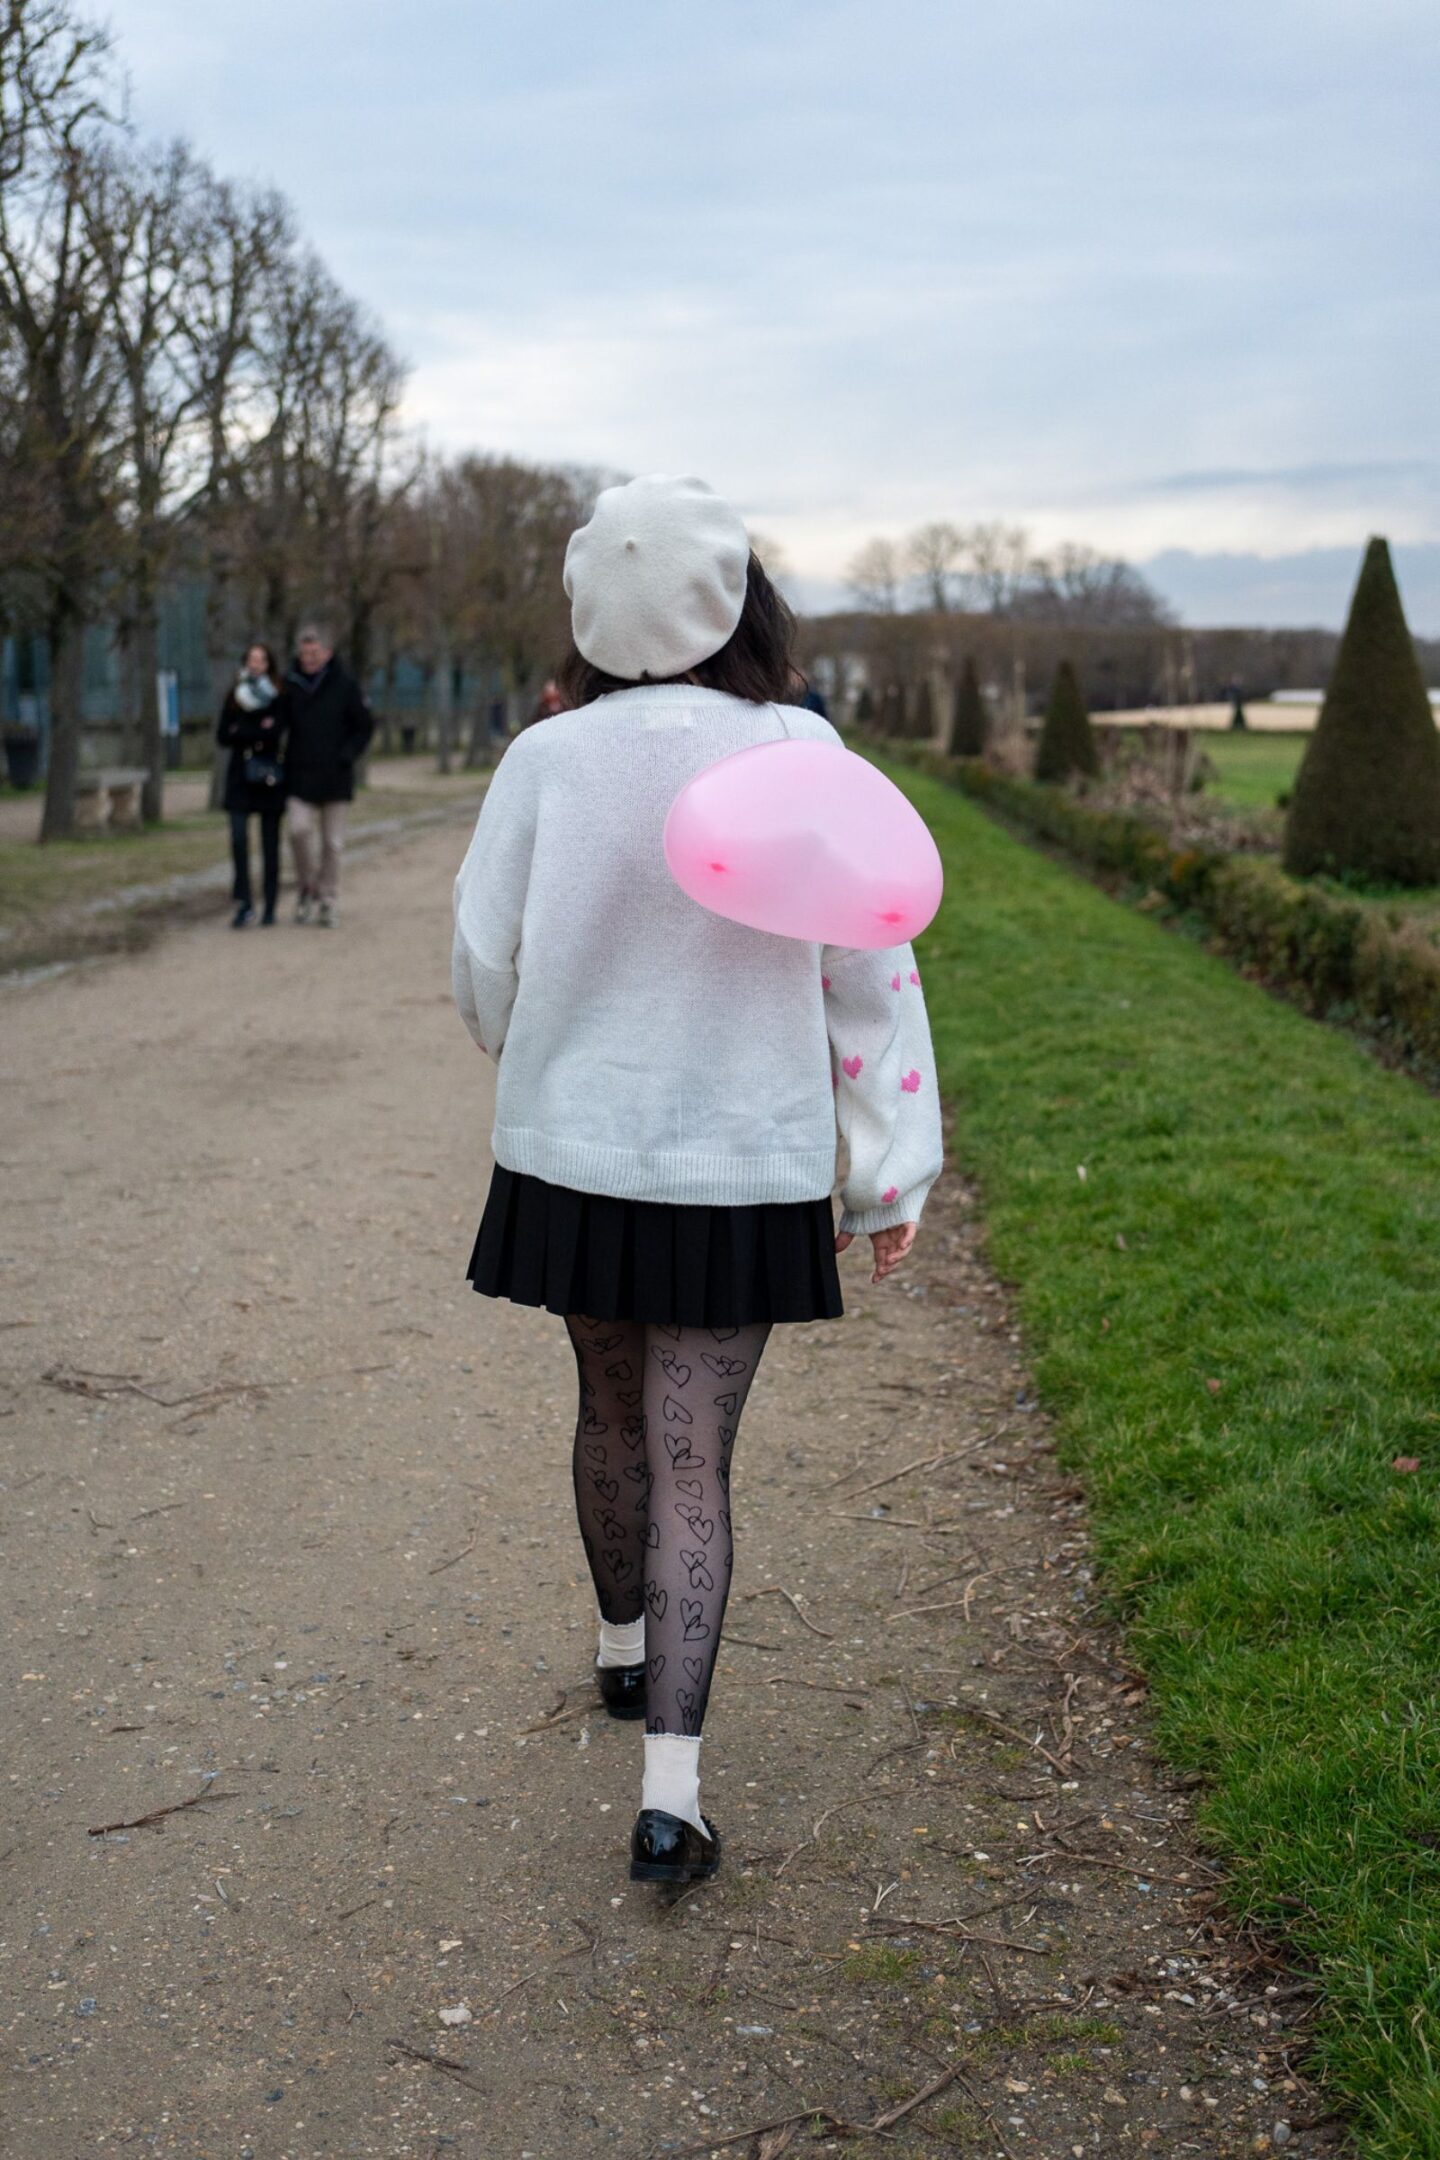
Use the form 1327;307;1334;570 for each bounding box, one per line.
75;768;148;832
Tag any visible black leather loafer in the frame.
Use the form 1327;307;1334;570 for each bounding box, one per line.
629;1807;721;1883
595;1661;646;1719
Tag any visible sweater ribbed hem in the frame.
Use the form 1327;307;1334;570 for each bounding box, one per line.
493;1124;836;1208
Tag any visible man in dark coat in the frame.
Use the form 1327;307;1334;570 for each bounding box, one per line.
284;621;374;926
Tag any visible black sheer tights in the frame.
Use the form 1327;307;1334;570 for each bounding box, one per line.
566;1315;770;1736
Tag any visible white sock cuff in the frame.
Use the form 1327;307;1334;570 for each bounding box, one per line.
642;1732;704;1833
596;1613;646;1668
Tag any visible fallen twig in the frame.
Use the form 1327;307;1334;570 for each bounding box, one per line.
765;1675;867;1695
43;1364;267;1413
653;2110;828;2158
953;1702;1072;1778
520;1697;591;1734
1030;1835;1214;1889
776;1792;878;1876
333;1896;382;1923
657;2060;966;2157
698;1934;734;2006
869;2062;964;2131
833;1446;966;1503
1203;1980;1316;2020
868;1915;1051;1955
740;1585;834;1640
428;1528;478;1575
477;1915;597;2019
88;1782;236;1836
833;1513;972;1534
1052;1670;1080;1764
955;2070;1022;2160
890;1595;975;1621
385;2037;487;2096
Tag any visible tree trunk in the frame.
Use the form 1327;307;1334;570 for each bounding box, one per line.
463;653;491;768
134;591;164;824
206;559;236;812
432;641;455;774
40;607;84;842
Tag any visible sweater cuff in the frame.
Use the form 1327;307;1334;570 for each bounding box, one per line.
839;1180;932;1238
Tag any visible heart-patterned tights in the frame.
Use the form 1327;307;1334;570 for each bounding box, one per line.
565;1315;771;1737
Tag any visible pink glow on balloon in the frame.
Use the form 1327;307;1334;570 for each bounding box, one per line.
663;740;943;949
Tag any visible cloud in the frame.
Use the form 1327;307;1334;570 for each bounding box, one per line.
1141;544;1440;633
1145;462;1440;495
111;0;1440;610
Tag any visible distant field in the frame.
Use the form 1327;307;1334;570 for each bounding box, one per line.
1096;699;1323;733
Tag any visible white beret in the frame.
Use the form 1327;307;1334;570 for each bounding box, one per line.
563;474;750;680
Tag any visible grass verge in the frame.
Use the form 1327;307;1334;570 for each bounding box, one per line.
0;775;488;975
896;754;1440;2154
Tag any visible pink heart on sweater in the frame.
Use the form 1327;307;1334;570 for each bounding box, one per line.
900;1068;922;1093
842;1055;864;1079
882;1185;899;1204
909;970;920;985
889;973;901;991
821;975;831;990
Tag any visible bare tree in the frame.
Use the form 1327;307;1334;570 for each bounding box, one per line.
0;0;127;839
221;247;408;687
80;135;215;820
959;521;1034;615
845;536;901;614
168;172;290;722
904;520;965;611
1018;541;1172;629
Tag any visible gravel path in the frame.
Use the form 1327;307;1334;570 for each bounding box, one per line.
1;817;1339;2159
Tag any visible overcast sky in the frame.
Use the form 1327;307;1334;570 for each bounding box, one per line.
114;0;1438;630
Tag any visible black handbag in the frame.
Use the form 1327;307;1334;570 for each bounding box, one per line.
243;752;283;790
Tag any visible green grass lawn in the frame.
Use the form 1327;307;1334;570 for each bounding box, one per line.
1198;729;1307;810
897;757;1440;2153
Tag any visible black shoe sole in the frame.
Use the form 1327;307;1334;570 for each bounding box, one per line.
629;1852;720;1884
603;1697;647;1721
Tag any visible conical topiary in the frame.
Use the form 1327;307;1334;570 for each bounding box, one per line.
1283;537;1440;885
1034;660;1099;783
948;656;987;757
912;679;936;743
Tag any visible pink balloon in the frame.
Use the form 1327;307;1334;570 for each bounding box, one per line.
664;740;943;948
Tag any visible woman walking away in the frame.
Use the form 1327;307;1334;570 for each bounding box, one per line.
452;476;943;1885
217;643;287;927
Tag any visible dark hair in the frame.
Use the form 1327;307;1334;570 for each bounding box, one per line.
558;550;797;708
241;640;280;678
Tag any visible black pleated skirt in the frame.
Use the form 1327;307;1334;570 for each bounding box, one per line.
468;1165;844;1327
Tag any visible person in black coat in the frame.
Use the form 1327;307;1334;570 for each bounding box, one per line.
217;642;288;928
283;622;374;926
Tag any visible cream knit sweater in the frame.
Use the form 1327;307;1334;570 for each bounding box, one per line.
451;686;943;1235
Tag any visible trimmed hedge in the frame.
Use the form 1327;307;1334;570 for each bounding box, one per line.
873;737;1440;1074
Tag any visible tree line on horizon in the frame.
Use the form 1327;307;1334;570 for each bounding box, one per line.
5;1;1436;848
852;534;1440;890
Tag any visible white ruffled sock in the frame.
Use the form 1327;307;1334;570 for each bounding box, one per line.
596;1613;645;1670
642;1732;706;1834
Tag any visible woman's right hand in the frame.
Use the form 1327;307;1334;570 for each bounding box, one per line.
835;1221;918;1284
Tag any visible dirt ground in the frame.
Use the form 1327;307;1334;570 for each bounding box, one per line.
1;816;1342;2160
